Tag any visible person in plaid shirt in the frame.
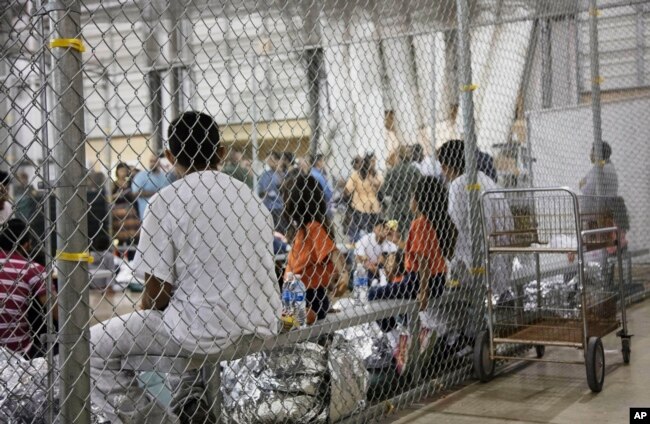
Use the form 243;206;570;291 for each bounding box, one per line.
0;219;57;356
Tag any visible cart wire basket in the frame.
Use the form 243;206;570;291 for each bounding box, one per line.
474;187;631;392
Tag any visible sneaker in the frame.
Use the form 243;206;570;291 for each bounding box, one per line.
174;397;217;424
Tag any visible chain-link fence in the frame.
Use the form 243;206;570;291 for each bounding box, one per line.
0;0;649;422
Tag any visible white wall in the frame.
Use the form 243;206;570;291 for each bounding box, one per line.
528;96;650;252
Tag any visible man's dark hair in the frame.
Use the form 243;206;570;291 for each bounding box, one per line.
411;144;424;163
438;139;465;173
592;141;612;161
167;111;221;169
0;219;32;252
309;153;324;167
0;170;10;187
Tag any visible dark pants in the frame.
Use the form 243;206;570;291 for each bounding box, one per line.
307;287;330;321
368;272;446;332
347;210;379;242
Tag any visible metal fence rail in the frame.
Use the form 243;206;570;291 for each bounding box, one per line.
0;0;649;422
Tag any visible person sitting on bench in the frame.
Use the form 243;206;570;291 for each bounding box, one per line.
90;112;282;423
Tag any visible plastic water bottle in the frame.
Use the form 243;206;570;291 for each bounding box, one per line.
353;263;369;304
292;274;307;327
282;273;295;316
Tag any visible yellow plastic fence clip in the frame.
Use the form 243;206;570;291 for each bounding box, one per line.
593;76;605;85
447;279;461;288
461;84;478;92
466;183;481;192
56;251;94;264
384;401;395;414
589;8;601;17
470;267;486;276
598;160;607;167
49;38;86;53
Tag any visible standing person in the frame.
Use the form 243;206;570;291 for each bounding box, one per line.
90;112;282;423
112;162;135;204
411;144;442;178
0;219;58;356
0;171;12;223
309;153;333;205
380;146;421;239
257;151;288;234
222;147;254;189
368;177;455;310
344;153;383;242
282;173;348;324
131;154;172;218
111;163;140;244
579;141;618;197
438;139;513;295
355;219;398;281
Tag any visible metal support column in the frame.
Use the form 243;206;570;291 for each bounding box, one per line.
588;0;604;196
456;0;484;339
540;18;553;109
45;0;91;422
635;4;646;86
306;47;324;157
143;2;164;154
169;4;190;119
0;8;14;171
304;2;323;157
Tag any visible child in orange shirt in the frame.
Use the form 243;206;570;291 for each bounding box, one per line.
283;173;349;324
368;177;456;310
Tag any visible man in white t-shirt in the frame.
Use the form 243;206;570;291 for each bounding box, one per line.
90;112;282;423
355;219;399;279
438;140;513;295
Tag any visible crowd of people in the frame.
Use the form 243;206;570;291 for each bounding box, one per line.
0;107;624;422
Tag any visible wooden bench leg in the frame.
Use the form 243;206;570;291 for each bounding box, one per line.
202;363;222;422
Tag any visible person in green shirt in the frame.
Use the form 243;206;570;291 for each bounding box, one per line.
380;146;422;239
221;147;254;189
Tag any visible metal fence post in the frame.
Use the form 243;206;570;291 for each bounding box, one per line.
143;1;164;155
456;0;483;291
46;0;92;421
588;0;604;196
0;8;15;172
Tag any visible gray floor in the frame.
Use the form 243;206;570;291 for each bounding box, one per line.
386;298;650;424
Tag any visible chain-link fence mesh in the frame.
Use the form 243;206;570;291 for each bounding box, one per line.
0;0;648;422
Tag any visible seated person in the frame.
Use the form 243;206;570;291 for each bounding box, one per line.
282;173;349;324
368;177;456;309
89;112;282;423
354;218;398;281
384;250;405;284
0;219;58;357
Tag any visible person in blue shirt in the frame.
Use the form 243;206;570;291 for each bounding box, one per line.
309;154;333;205
257;151;287;233
131;154;172;218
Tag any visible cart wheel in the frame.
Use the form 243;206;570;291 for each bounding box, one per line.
586;337;605;393
473;330;495;383
622;338;631;365
535;345;545;359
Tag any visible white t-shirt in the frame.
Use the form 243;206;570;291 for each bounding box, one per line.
448;172;513;293
133;171;282;354
414;156;442;178
0;202;13;223
354;233;398;264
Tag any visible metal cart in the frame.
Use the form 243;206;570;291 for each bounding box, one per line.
474;187;631;392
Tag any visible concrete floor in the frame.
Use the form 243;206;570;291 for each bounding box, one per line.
387;298;650;424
